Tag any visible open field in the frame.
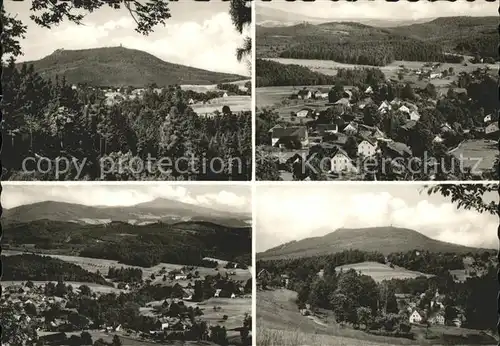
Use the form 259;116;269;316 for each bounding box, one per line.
256;85;335;108
191;95;251;114
267;58;498;80
2;280;123;294
2;250;248;282
335;261;433;282
450;139;497;172
181;79;251;92
257;289;496;346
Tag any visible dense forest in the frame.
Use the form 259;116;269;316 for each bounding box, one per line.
279;38;462;67
257;17;498;64
2;59;252;180
2;254;111;285
3;220;252;268
256;59;385;87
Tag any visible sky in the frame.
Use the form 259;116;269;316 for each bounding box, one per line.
258;1;496;21
2;183;252;214
256;183;498;252
6;1;250;76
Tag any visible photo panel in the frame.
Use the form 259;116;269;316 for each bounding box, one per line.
255;182;498;346
2;1;252;181
255;0;498;181
1;182;253;345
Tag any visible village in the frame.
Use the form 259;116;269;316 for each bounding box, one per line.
257;62;498;181
256;249;497;345
2;258;253;346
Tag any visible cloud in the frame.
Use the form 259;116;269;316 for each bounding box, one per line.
19;11;249;76
256;186;497;252
2;184;251;213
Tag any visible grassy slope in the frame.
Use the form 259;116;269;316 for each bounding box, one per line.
258;227;490;260
335;261;433;282
19;47;246;87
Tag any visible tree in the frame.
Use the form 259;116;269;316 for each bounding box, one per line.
229;0;252;66
356;307;372;330
425;184;498;216
80;331;93;345
1;305;37;345
112;335;122;346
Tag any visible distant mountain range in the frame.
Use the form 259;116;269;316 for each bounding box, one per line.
18;47;247;87
256;6;440;28
3;198;251;228
258;227;492;260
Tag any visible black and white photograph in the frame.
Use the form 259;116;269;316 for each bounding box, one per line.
255;1;498;181
2;0;252;181
1;183;253;346
255;183;498;346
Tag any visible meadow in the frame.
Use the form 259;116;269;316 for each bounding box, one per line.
449;139;498;173
1;250;253;283
191;95;252;115
267;58;497;80
335;261;433;283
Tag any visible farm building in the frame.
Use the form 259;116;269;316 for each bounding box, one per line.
378;100;391;113
316;124;338;135
384;141;412;158
297;88;312;100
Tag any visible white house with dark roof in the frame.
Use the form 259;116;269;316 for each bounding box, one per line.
330;148;356;173
358;138;377;157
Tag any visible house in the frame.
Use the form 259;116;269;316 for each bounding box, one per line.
398;105;410;114
214;289;222;298
175;275;187;280
378;101;391;113
343;122;358;135
430;72;442;79
330;147;357;173
297;88;312;100
410;110;420;121
316;124;338;135
358;138;377;157
270;126;309;147
428;313;445;325
409;310;423;324
401;120;417;131
188;98;195;105
440;123;453;133
296;108;312;118
280;274;290;288
222;92;229;98
452;318;462;327
385;141;412;158
433;135;444;143
485;122;499;135
358;97;373;110
231;293;236;299
365;86;373;94
334;97;351;114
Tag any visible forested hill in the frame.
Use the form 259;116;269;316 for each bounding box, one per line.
258;227;492;260
18;47;247;87
257;16;497;65
3;220;251;267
